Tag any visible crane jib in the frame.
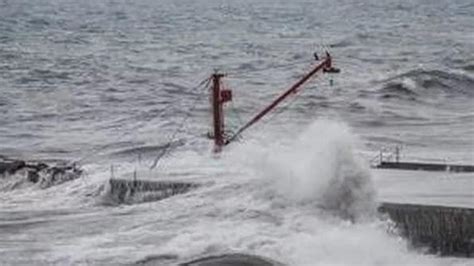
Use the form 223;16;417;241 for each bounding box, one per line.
209;52;340;151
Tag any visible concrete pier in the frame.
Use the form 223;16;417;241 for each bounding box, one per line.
376;161;474;172
108;179;199;204
379;202;474;257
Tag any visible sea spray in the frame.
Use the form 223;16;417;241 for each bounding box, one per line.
213;120;452;265
248;119;377;221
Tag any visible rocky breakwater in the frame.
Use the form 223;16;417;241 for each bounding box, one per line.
0;156;82;189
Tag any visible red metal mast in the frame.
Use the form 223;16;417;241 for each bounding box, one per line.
227;52;338;143
210;72;232;152
209;52;338;150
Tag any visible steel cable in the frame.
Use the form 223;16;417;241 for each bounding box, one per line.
73;76;210;165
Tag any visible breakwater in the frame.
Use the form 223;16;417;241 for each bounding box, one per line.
376;161;474;172
107;178;199;204
379;202;474;257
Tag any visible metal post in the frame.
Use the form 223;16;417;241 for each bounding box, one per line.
211;72;225;152
110;164;115;179
395;146;400;163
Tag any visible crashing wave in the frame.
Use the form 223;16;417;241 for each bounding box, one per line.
251;120;377;222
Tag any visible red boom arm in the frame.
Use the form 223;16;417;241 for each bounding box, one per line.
227;52;336;143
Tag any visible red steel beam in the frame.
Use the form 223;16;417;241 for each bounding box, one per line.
228;53;333;143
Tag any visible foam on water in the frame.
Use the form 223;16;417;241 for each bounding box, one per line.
0;120;470;265
254;119;376;221
152;119;458;265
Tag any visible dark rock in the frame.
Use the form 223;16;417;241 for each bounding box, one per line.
37;164;83;188
0;156;83;188
0;160;26;175
27;162;48;172
27;170;39;183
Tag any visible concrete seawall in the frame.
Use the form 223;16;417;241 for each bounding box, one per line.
379;202;474;257
107;179;473;257
108;179;199;204
376;161;474;172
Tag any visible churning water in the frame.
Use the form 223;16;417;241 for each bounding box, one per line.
0;0;473;265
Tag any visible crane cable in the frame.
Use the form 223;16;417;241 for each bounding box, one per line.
72;76;210;167
149;77;211;169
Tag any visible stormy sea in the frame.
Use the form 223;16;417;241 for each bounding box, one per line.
0;0;473;265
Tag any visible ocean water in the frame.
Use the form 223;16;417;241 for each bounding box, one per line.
0;0;473;265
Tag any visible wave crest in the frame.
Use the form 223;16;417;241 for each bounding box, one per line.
254;120;377;221
377;69;474;101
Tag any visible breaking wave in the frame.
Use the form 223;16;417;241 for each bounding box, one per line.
376;69;474;101
179;120;450;266
243;119;377;221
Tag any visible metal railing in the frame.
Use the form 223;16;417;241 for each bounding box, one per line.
369;145;403;167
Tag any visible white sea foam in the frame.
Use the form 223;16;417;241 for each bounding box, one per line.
213;119;451;265
1;120;467;266
242;119;377;221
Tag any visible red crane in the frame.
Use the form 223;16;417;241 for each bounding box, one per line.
209;52;339;151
